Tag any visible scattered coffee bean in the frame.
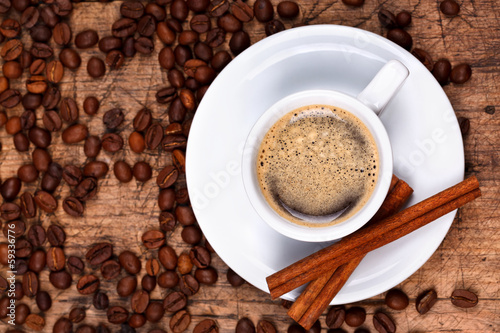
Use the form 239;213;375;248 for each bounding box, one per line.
142;230;165;249
67;256;85;275
373;311;396;333
458;117;470;136
170;309;191;333
378;9;397;29
117;276;137;297
385;289;409;310
342;0;365;6
326;305;346;328
86;242;113;266
450;289;478;308
440;0;460;16
432;59;452;85
416;289;438;314
387;28;413;50
87;56;106;78
396;11;412;27
194;319;219;333
77;274;100;295
345;307;365;327
256;320;276;333
93;291;109;310
101;259;121;280
450;63;472;84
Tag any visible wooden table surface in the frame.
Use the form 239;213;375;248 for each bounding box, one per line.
1;0;499;332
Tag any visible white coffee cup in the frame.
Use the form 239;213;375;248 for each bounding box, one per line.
241;60;409;242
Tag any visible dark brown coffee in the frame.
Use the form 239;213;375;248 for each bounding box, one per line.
257;105;379;227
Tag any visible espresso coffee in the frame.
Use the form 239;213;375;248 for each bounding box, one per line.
256;105;378;227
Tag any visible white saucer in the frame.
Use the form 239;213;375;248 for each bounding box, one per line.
186;25;464;304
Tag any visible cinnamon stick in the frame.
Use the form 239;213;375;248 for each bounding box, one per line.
288;178;413;329
267;176;480;299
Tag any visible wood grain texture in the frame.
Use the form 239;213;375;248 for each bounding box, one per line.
0;0;499;332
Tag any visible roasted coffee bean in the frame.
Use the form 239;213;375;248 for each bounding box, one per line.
0;89;21;108
32;148;52;172
62;165;82;186
345;307;365;327
86;243;113;266
26;313;45;331
256;320;276;333
25;75;48;94
16;238;33;258
107;306;129;324
21;6;39;28
396;10;412;27
143;301;163;323
450;63;472;84
31;42;53;58
15;303;30;325
42;87;61;111
158;270;180;289
133;108;152;131
0;19;21;38
93;291;109;310
1;177;21;201
226;268;247;286
378;9;397;28
194;319;218;333
450;289;478;308
169;98;188;122
3;220;24;238
137;15;156;37
83;96;99;116
135;36;155;54
34;190;57;213
145;123;164;149
440;0;460;16
385;289;409;310
163;134;187;151
18;164;39;183
77;274;100;295
22;94;42;111
60;97;79;123
157;22;176;45
30;25;52;42
131;290;150;313
117;276;137;297
287;324;305;333
205;28;226;48
142;230;166;249
459;116;470;136
159;245;178;270
157;165;179;189
195;267;218;285
211;50;232;72
236;318;255;333
1;39;23;61
40;6;60;28
168;69;186;89
29;59;45;75
15;259;29;275
87;57;106;78
19;50;33;69
190;246;211;268
176;187;190;204
63;197;84;217
20;192;36;218
62;124;89;144
177;253;193;274
156;87;177;104
67;256;84;275
193;42;213;62
27;225;45;247
173;45;192;67
254;0;274;22
99;36;123;53
416;289;438;314
121;1;144;19
13;132;30;152
128;313;147;329
171;0;189;21
113;161;133;183
133;161;152;182
373;312;395;333
158;188;175;211
218;13;242;32
47;224;66;246
412;48;433;71
47;246;66;271
142;274;156;292
59;48;81;69
118;251;141;275
187;0;210;12
100;259;121;280
176;205;196;225
69;307;86;323
101;133;124;152
159;211;177;232
49;270;72;289
179;30;199;45
265;19;285;36
53;22;72;45
170;309;191;333
106;50;125;69
387;28;413;50
181;225;202;245
145;258;160;276
122;36;136;58
146;2;166;21
75;29;99;48
36;290;52;311
229;30;251;55
28;249;46;273
22;271;39;297
342;0;364;5
84;135;101;158
190;14;211;33
52;0;73;16
103;108;124;129
232;0;254;22
184;59;207;77
43;111;62;132
326;305;345;328
277;1;299;18
74;177;98;201
46;60;64;83
432;59;452;85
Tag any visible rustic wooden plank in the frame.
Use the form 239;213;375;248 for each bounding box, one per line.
0;0;498;332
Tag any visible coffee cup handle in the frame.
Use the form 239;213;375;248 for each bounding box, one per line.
356;60;409;116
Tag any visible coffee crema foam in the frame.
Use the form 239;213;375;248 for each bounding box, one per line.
256;105;379;227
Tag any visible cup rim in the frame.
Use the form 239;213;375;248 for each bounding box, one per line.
241;89;393;242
